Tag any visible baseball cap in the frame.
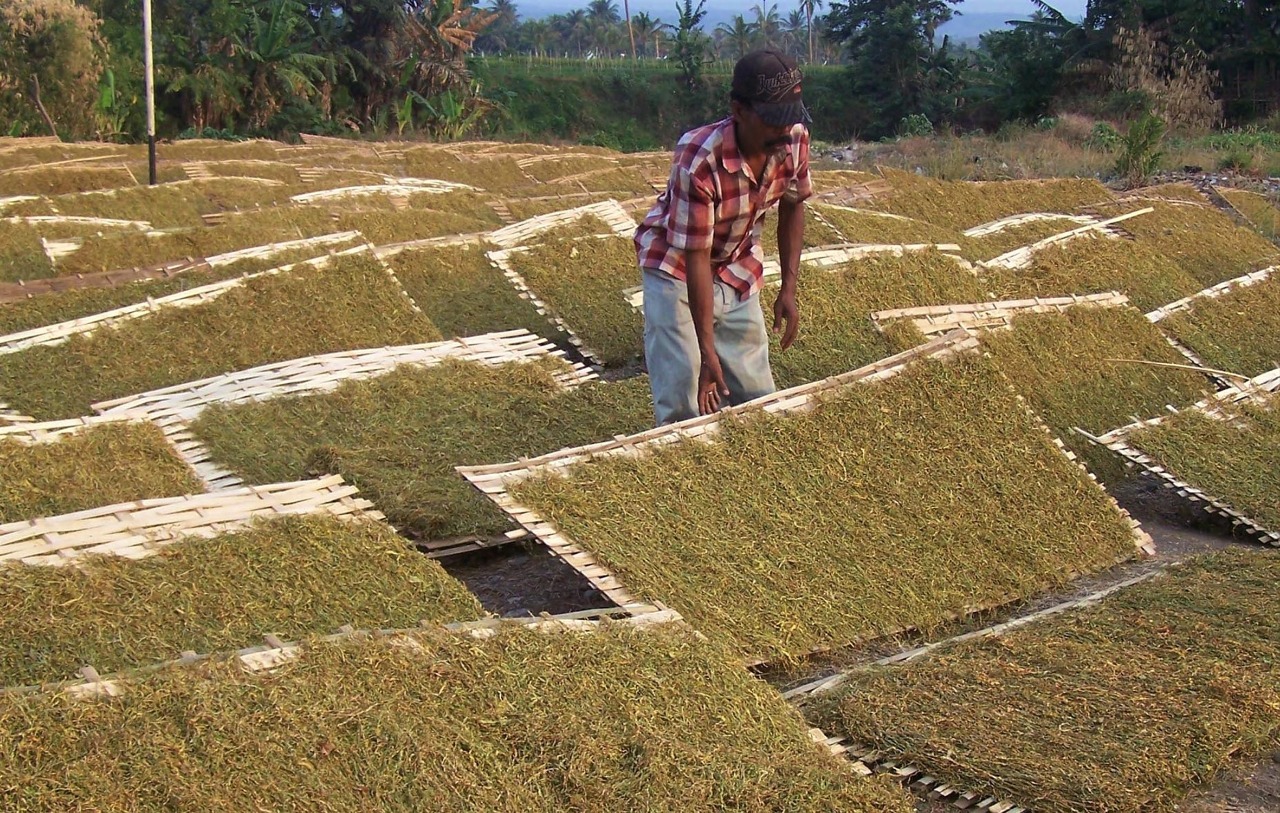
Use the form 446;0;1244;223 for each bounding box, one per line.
731;48;812;127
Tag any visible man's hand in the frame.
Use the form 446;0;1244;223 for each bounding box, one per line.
772;289;800;350
698;351;729;415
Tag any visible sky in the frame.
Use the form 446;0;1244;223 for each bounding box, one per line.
512;0;1091;42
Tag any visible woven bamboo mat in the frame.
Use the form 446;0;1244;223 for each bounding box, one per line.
0;475;382;567
961;211;1099;238
486;199;635;249
1082;367;1280;545
977;208;1152;271
92;330;594;491
1145;266;1275;323
0;412;152;444
870;292;1130;337
289;179;477;203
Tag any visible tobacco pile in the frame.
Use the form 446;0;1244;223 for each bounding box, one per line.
959;219;1094;262
0;165;140;197
511;354;1141;663
191;358;654;541
757;206;862;255
27;179;296;229
1218;187;1280;241
872;169;1112;230
0;422;201;525
0;221;53;282
767;249;986;388
1159;273;1280;379
980;306;1210;471
1125;392;1280;531
403;148;533;192
0;252;440;419
0;514;482;686
808;550;1280;813
385;243;560;341
811;204;957;246
0;621;912;812
506;232;642;367
1127;182;1208;202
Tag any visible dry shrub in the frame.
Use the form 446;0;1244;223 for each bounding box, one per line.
1048;113;1101;145
191;359;654;541
767;250;986;388
1128;393;1280;530
513;354;1140;663
0;421;200;524
0;514;482;686
1160;274;1280;379
385;243;560;341
0;252;440;419
0;622;912;812
809;550;1280;813
0;0;107;139
1111;25;1222;133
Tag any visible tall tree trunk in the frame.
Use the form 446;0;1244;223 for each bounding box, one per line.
28;75;61;140
624;0;636;59
806;7;814;63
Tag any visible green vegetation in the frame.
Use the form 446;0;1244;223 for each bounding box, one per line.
767;250;986;388
809;550;1280;813
0;622;912;812
191;359;654;541
0;253;440;420
1127;394;1280;531
0;514;482;686
513;354;1140;664
0;422;201;525
1161;274;1280;379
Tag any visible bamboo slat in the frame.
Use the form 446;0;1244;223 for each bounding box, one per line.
0;476;384;567
1144;266;1276;323
4;215;152;230
978;208;1154;271
870;292;1129;337
0;412;152;445
961;212;1098;238
0;195;40;211
486;200;635;249
289;179;476;203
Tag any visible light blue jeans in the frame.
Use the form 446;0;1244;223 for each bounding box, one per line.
641;268;776;425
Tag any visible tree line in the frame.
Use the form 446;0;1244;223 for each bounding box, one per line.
2;0;1278;143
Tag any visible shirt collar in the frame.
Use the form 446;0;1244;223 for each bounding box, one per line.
720;117;746;177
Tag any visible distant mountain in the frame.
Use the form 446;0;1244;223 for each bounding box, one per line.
938;11;1025;45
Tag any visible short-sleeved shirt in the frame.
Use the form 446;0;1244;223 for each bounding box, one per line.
634;117;813;299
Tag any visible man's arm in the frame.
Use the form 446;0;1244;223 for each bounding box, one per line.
773;196;804;350
685;244;728;415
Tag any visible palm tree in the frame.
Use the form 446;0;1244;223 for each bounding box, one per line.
235;0;325;129
782;9;805;57
631;12;668;57
715;14;754;60
560;9;589;55
750;3;781;46
799;0;823;62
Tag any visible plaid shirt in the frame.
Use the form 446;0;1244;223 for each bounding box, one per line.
635;117;813;299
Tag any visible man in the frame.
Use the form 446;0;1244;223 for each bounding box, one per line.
635;47;813;426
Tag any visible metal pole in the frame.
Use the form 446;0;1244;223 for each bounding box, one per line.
142;0;157;185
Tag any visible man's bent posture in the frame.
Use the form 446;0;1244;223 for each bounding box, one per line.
635;47;813;425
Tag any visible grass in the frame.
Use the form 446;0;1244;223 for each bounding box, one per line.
1091;199;1279;288
1217;187;1280;241
506;232;642;367
981;233;1206;313
0;622;913;813
0;249;352;336
0;514;481;686
0;252;440;420
765;250;987;388
1126;394;1280;531
191;358;654;541
810;204;957;246
385;243;562;341
0;221;53;283
980;306;1211;474
0;422;202;525
1160;273;1280;379
511;353;1141;664
808;550;1280;813
871;169;1113;231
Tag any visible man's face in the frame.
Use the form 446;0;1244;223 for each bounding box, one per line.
733;101;792;154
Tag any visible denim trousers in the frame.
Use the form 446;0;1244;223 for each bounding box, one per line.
641;268;776;426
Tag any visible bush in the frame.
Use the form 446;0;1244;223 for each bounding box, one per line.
1114;111;1166;187
1217;145;1256;172
897;113;934;138
1086;122;1122;151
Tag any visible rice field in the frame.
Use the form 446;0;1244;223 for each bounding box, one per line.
1;134;1276;807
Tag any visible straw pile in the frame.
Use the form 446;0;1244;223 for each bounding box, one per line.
511;354;1141;663
1126;393;1280;530
872;170;1112;230
1092;199;1278;287
0;621;912;812
191;359;654;541
981;307;1210;468
385;243;560;341
1160;273;1280;378
769;250;986;387
982;233;1204;312
506;232;642;367
1218;187;1280;240
0;514;482;686
0;422;201;524
811;205;957;246
0;221;53;282
808;550;1280;813
0;253;441;420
